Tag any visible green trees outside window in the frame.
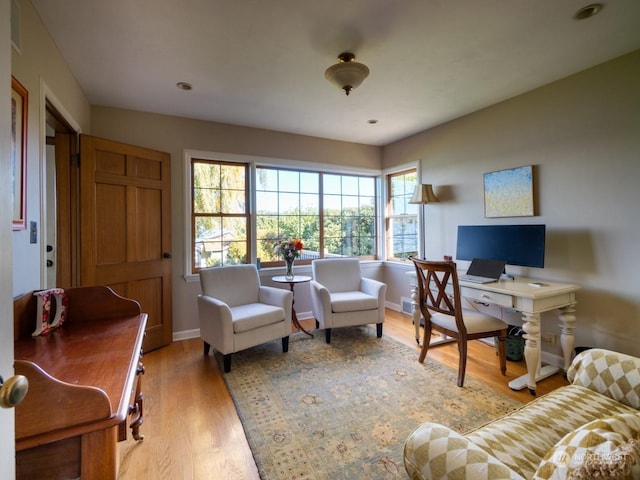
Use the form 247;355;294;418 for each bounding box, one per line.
256;168;376;266
387;169;419;261
190;158;378;272
192;160;249;270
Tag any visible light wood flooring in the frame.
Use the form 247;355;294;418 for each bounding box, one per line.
117;309;568;479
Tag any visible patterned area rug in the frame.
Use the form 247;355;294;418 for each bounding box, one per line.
222;326;522;480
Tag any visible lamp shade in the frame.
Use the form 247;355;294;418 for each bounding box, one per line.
324;52;370;96
409;184;440;204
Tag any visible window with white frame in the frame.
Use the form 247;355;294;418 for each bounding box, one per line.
386;169;418;261
187;153;379;275
256;167;377;267
191;159;249;271
255;167;320;266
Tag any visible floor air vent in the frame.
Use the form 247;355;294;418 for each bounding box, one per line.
401;297;414;315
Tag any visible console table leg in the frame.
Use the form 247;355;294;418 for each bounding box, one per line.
559;304;577;373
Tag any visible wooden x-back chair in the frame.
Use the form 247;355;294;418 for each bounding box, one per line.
410;257;508;387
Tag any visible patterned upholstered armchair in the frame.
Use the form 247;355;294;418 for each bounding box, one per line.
404;348;640;480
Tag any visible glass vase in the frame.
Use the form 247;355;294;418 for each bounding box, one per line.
285;258;295;279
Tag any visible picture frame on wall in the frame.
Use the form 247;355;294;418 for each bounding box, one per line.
483;165;534;218
11;76;27;230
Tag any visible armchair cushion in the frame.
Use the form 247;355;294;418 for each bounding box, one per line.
231;303;287;333
200;264;260;306
330;291;379;313
312;258;363;292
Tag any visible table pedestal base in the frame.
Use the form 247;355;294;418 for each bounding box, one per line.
509;364;559;394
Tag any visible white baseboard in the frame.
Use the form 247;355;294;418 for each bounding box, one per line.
174;312;566;373
386;301;401;312
173;328;200;342
541;351;565;369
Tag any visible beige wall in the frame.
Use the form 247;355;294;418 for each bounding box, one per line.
11;0;90;296
90;107;381;334
383;50;640;357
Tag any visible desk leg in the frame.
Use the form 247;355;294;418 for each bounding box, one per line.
523;313;541;393
559;304;577;372
509;312;560;395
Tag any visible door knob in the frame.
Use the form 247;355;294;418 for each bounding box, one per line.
0;374;29;408
163;252;172;259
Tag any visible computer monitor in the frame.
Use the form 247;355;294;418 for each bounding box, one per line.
456;224;546;268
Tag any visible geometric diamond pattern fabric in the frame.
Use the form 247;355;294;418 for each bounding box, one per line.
533;412;640;479
568;348;640;410
465;385;637;479
404;349;640;480
403;423;525;480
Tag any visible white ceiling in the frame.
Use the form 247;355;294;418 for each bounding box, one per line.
31;0;640;146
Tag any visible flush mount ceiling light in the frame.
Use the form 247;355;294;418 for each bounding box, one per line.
324;52;370;96
574;4;603;20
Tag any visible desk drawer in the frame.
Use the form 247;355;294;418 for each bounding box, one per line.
461;287;514;308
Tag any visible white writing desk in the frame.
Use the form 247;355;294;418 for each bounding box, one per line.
407;272;581;395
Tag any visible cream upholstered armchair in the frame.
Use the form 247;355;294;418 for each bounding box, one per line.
310;258;387;343
197;264;293;373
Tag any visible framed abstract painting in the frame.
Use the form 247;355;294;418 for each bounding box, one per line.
483;165;534;218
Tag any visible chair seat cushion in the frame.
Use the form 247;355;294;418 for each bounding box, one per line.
432;309;507;334
330;291;378;313
231;303;285;333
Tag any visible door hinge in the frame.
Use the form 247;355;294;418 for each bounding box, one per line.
71;153;80;166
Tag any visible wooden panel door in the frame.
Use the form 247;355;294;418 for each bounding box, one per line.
53;132;77;288
80;135;172;351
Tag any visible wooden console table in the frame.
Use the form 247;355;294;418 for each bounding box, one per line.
13;286;147;480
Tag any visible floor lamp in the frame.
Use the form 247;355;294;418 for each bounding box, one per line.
408;184;440;259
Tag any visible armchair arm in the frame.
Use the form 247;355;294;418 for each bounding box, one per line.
404;423;524;480
360;277;386;297
361;277;387;324
309;280;332;327
258;285;293;329
567;348;640;409
197;294;234;354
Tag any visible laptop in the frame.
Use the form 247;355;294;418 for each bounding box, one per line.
458;258;506;284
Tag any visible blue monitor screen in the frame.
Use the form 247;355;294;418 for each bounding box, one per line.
456;224;546;268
